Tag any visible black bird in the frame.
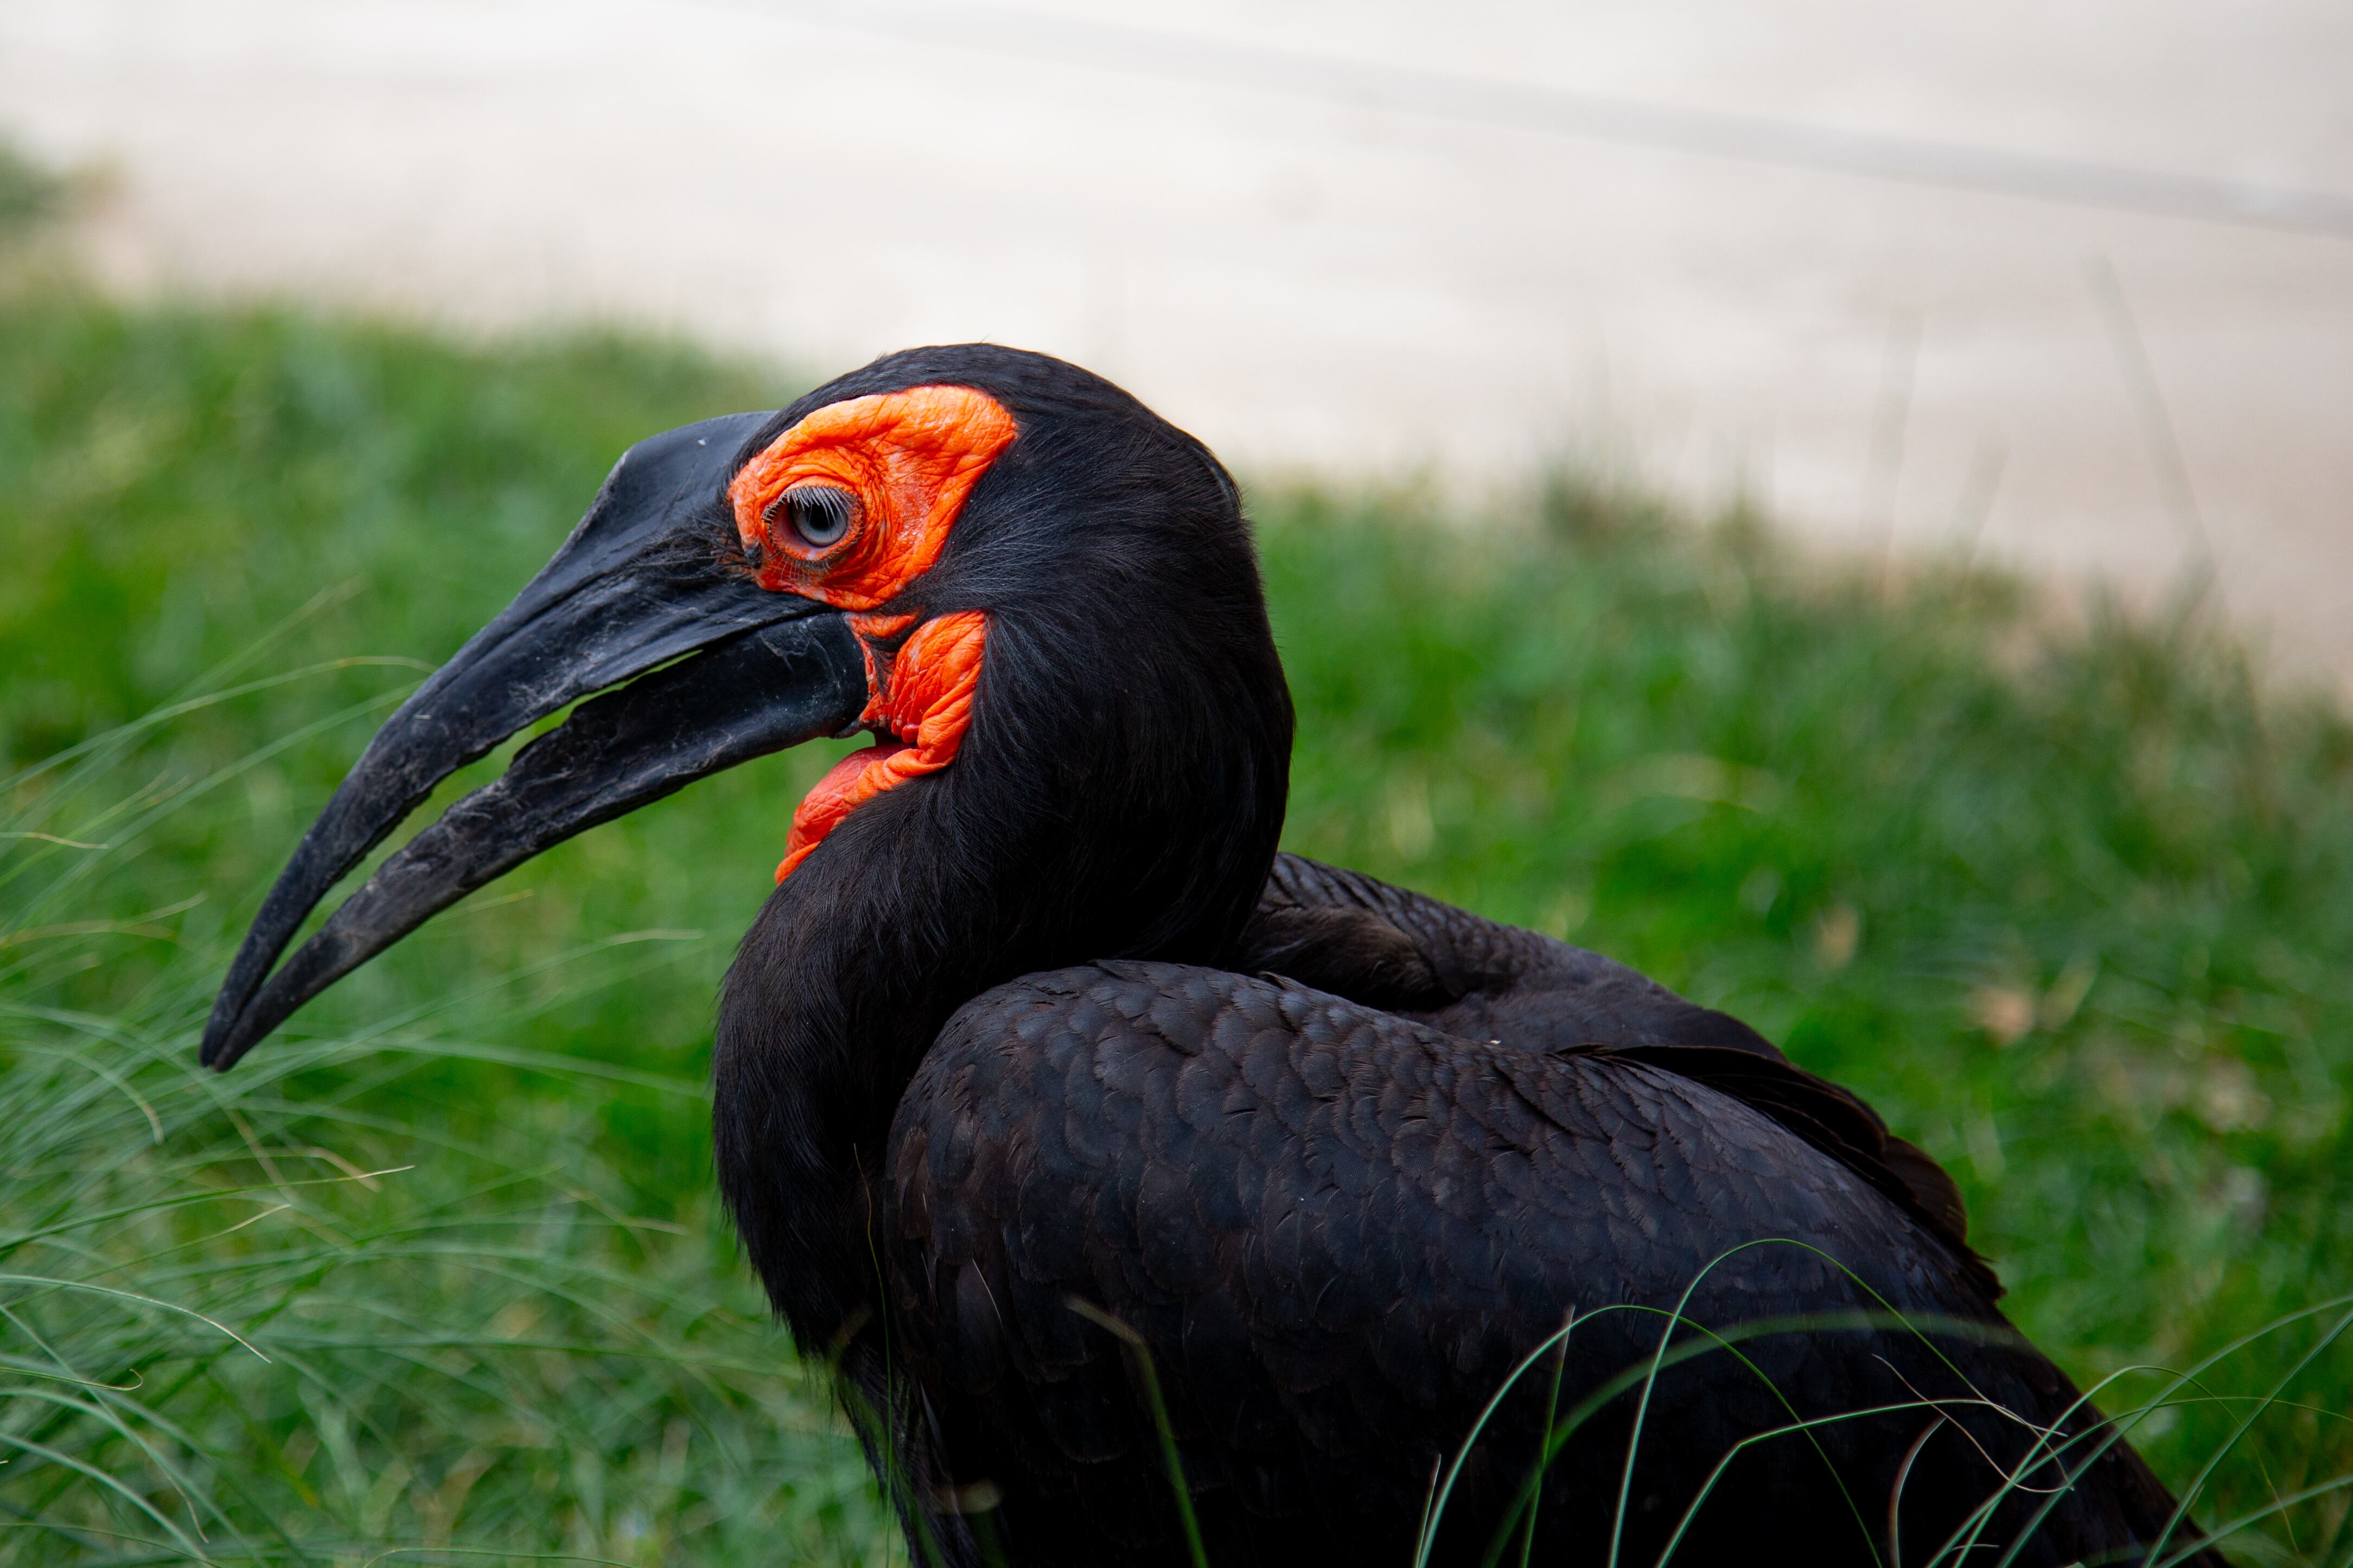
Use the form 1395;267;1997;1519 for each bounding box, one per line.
203;347;2216;1567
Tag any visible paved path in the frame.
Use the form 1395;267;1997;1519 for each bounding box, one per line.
8;0;2350;685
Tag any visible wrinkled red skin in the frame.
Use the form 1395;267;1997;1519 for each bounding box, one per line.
775;610;986;880
725;386;1015;879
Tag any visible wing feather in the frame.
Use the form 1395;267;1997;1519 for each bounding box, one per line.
883;961;2199;1567
1242;853;1991;1271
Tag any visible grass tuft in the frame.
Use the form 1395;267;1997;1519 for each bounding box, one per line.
0;706;887;1564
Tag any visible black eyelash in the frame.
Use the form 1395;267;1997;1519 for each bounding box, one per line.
768;485;856;549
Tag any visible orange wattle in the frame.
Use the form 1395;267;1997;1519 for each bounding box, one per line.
777;610;990;880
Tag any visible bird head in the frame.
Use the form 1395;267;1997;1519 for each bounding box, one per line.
201;344;1293;1072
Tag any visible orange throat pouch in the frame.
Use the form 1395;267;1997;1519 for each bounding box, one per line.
777;609;988;880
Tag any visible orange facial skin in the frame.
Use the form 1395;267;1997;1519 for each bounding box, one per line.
728;387;1017;881
728;386;1018;612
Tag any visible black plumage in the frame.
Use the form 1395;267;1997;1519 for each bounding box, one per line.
705;350;2210;1565
209;344;2218;1566
887;946;2172;1565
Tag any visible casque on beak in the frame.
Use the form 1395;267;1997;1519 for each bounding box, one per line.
200;412;868;1072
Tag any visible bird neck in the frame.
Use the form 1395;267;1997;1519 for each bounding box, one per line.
714;588;1294;1349
712;826;990;1346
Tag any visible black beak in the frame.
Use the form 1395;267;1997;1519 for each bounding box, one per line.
201;413;867;1072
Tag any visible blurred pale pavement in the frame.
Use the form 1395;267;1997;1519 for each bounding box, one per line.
6;0;2350;684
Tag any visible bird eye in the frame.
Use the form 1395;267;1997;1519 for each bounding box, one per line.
771;485;856;550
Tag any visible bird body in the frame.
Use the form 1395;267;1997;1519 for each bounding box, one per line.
205;345;2217;1565
735;841;2194;1565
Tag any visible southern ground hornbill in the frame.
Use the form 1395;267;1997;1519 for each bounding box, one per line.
203;346;2216;1566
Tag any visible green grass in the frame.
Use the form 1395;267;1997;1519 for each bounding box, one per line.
1;281;2347;1563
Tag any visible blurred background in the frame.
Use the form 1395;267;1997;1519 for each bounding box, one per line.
2;4;2350;1565
9;0;2353;687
